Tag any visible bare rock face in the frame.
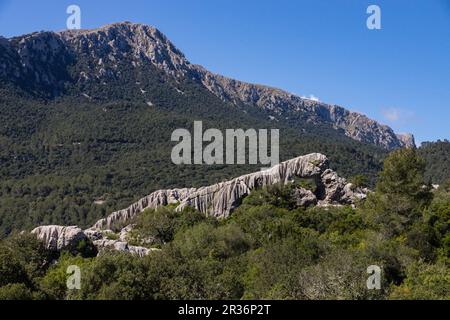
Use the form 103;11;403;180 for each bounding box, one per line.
175;153;328;218
30;153;368;256
31;225;156;257
91;153;367;229
92;239;156;258
31;226;87;251
318;169;368;205
119;224;134;242
128;245;158;257
60;22;192;80
1;32;72;94
91;188;196;230
195;67;414;150
83;229;105;243
320;169;350;203
292;188;318;207
396;133;416;149
92;153;329;229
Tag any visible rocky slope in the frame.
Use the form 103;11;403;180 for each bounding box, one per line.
31;153;368;256
196;66;415;149
0;22;414;150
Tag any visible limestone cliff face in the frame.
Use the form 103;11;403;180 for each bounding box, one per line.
91;153;367;230
31;226;87;251
31;225;155;257
196;67;415;149
1;22;414;149
30;153;368;256
396;133;416;149
91;188;196;230
175;153;327;218
60;22;193;80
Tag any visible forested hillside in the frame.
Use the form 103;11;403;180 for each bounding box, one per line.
419;140;450;184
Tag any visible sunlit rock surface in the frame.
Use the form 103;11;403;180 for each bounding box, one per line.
31;153;368;256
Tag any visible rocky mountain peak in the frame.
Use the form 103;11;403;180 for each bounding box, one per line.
59;21;191;78
0;22;415;150
396;133;416;148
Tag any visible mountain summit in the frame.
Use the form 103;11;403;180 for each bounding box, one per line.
0;22;414;150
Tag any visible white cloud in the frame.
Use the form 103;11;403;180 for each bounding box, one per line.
382;108;400;122
381;108;415;124
301;94;320;102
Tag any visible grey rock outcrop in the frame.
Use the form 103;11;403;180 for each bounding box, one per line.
318;169;368;205
31;226;87;251
292;188;318;207
195;67;414;150
396;133;416;149
119;224;134;242
31;225;156;257
175;153;326;218
92;239;157;258
91;153;367;229
31;153;368;256
91;188;196;230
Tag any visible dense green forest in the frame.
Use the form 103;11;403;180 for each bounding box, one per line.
0;149;448;300
419;140;450;185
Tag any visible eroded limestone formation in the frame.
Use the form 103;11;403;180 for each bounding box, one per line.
91;188;196;230
91;239;159;258
92;153;367;230
31;226;87;251
31;153;368;256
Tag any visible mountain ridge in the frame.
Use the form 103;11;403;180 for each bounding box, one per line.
0;21;415;150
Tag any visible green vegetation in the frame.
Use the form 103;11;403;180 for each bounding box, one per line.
419;140;450;185
0;148;448;300
348;174;369;189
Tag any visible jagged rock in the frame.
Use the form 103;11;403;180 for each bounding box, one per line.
92;153;327;228
93;239;157;257
31;153;368;257
129;246;159;257
396;133;416;149
318;169;367;205
92;188;196;230
119;225;134;242
320;169;348;203
31;226;156;257
196;66;414;150
292;188;318;207
84;229;104;241
31;226;87;251
93;239;128;251
175;153;327;218
90;153;368;229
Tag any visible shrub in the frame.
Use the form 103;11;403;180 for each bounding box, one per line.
0;283;33;300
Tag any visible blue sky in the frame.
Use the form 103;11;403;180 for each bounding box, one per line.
1;0;449;144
